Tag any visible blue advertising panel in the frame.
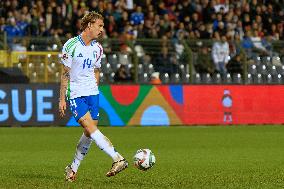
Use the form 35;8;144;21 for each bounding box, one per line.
0;84;70;126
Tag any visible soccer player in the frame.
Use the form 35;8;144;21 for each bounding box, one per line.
58;11;128;182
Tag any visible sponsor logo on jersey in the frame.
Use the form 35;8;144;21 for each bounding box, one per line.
77;53;83;57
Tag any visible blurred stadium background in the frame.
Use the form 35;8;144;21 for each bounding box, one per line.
0;0;283;126
0;0;283;84
1;0;284;188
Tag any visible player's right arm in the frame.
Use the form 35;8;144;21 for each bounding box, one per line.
59;38;73;117
59;65;70;117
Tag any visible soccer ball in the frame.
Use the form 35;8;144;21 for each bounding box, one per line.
133;149;156;171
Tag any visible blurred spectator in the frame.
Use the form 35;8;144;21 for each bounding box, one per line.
227;55;243;74
39;23;50;36
241;31;254;58
214;0;229;13
262;35;279;58
11;38;27;60
114;64;131;82
173;32;185;62
235;20;244;40
168;53;182;76
130;6;144;25
104;2;113;18
195;46;215;74
212;34;230;76
198;24;211;39
117;11;129;33
0;0;282;40
105;15;118;37
157;2;168;16
29;6;40;36
118;44;132;65
125;0;134;11
0;0;282;61
213;13;223;32
277;23;283;40
230;33;245;60
3;17;20;47
51;6;64;32
270;24;280;40
3;17;20;39
62;0;73;20
45;6;53;30
216;21;226;36
16;14;29;36
0;17;5;31
153;46;181;76
250;30;269;56
114;0;127;11
167;4;178;21
101;29;112;54
153;46;171;74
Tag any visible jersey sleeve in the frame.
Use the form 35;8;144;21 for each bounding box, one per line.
94;43;103;69
60;40;73;68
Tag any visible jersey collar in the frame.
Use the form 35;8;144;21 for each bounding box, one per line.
78;34;96;46
91;40;97;46
78;35;86;46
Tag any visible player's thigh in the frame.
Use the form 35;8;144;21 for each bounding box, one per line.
87;95;100;120
69;97;89;122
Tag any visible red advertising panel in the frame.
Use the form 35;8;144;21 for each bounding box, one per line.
183;85;284;125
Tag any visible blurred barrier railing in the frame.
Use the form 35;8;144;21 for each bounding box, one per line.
10;51;61;83
0;32;7;51
0;50;9;67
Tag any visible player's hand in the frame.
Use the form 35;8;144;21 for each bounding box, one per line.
59;99;67;117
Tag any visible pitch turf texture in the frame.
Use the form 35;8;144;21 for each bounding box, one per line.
1;126;284;189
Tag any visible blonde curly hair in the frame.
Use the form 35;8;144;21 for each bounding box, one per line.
80;11;104;31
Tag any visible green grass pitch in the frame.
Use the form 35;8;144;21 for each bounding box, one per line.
1;126;284;189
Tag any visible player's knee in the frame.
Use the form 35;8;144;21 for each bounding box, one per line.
83;124;97;136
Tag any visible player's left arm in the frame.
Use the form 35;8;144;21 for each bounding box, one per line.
94;68;100;85
94;43;103;85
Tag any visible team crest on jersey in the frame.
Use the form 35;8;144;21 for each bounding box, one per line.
62;53;68;60
93;51;97;59
77;53;83;57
